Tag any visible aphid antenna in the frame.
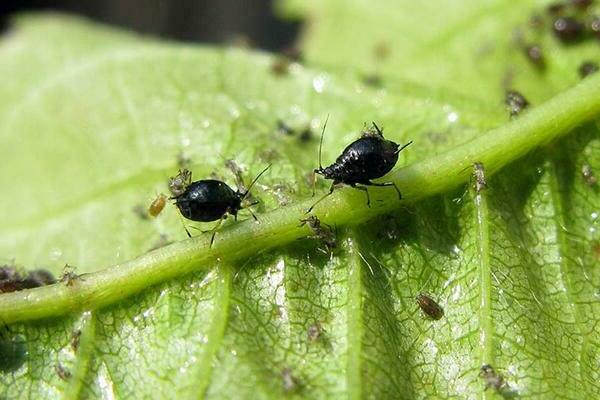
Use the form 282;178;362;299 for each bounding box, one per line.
371;121;384;136
317;115;330;171
356;249;375;276
241;164;272;201
395;140;414;155
415;273;435;296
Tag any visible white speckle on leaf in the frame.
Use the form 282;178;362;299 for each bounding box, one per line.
268;258;288;322
312;75;326;93
50;248;62;260
97;362;116;400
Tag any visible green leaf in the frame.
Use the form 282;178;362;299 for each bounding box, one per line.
0;3;599;399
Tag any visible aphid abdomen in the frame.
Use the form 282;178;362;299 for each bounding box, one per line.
176;180;240;222
176;199;231;222
332;138;399;182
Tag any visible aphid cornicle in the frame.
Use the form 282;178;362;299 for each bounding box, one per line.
171;165;270;245
308;119;412;212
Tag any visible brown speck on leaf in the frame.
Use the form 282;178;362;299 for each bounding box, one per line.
582;164;598;186
132;204;150;220
55;363;72;381
416;293;444;320
71;330;81;352
281;367;301;392
473;162;488;193
479;364;508;392
148;193;167;218
579;62;599;78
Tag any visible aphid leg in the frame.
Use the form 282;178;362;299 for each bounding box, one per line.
363;181;402;200
209;215;228;247
351;184;371;207
246;207;259;222
311;170;318;197
307;182;336;213
176;213;192;237
243;200;260;222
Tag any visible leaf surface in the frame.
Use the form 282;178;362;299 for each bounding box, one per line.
0;3;599;399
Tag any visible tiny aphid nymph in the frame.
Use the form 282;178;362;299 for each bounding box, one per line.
479;364;508;392
505;90;529;117
299;215;336;254
168;169;192;198
148;193;167;217
308;118;412;212
473;162;487;193
416;293;444;320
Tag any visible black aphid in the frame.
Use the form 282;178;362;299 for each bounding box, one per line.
20;269;56;289
0;266;55;293
172;165;270;245
579;61;599;78
479;364;508;392
553;16;585;42
473;162;488;193
582;164;598;186
524;44;545;69
299;215;336;254
308;119;412;212
505;90;529;116
416;293;444;320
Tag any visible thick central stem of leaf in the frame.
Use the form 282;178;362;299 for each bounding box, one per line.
1;74;600;324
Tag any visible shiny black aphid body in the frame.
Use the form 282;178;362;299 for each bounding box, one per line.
310;121;412;211
175;180;242;222
319;134;400;184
